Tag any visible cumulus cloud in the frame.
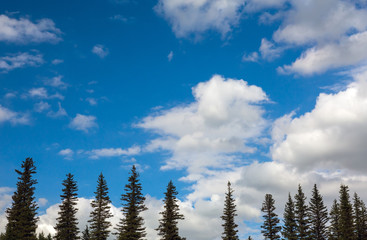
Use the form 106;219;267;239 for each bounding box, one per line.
272;68;367;172
0;52;44;72
279;31;367;75
58;148;74;160
69;114;98;133
44;75;68;89
88;146;141;159
34;101;51;113
0;104;30;125
92;44;109;58
47;102;67;118
138;75;268;177
0;14;61;44
26;87;64;100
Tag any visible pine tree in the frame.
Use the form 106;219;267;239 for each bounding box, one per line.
89;173;113;240
221;182;239;240
247;237;252;240
82;225;91;240
353;192;367;240
5;157;38;240
116;165;148;240
282;193;297;240
38;232;47;240
46;234;52;240
294;184;309;239
261;193;281;240
328;199;340;240
156;180;185;240
338;185;354;240
308;184;328;240
54;173;80;240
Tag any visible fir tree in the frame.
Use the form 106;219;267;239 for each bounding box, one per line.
328;199;340;240
5;157;38;240
353;192;367;240
54;173;80;240
308;184;328;240
116;165;148;240
260;193;281;240
247;237;252;240
37;232;47;240
46;234;52;240
82;226;91;240
88;173;113;240
156;180;185;240
338;185;354;240
294;184;309;239
221;182;239;240
282;193;297;240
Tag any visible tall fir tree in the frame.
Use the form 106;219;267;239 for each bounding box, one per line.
88;173;113;240
5;157;38;240
156;180;185;240
82;226;91;240
221;182;239;240
328;199;340;240
54;173;80;240
260;193;281;240
338;185;354;240
294;184;309;239
282;193;297;240
353;192;367;240
308;184;328;240
116;165;148;240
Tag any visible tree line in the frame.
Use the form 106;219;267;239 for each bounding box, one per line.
1;158;366;240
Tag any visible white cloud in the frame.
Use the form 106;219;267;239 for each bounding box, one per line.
38;198;48;207
138;75;268;177
242;52;259;62
44;75;68;89
51;59;63;65
34;101;51;113
27;87;64;100
0;14;61;44
88;146;141;159
0;104;30;125
259;38;283;61
85;97;97;106
69;114;98;133
4;92;16;99
0;52;44;72
58;148;74;160
167;51;174;62
92;44;109;58
272;68;367;172
279;31;367;75
47;102;67;118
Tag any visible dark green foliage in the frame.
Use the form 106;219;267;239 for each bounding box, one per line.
247;237;252;240
54;173;80;240
82;225;91;240
89;173;113;240
156;180;185;240
46;234;52;240
294;184;309;239
338;185;354;240
37;232;47;240
353;193;367;240
282;193;297;240
221;182;239;240
261;193;281;240
0;233;5;240
5;157;38;240
116;165;148;240
308;184;328;240
328;199;340;240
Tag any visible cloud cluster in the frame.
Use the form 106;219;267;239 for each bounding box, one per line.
0;105;30;125
0;14;61;44
0;52;44;72
139;75;268;178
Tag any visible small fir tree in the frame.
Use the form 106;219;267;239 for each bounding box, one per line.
54;173;80;240
338;185;354;240
5;157;38;240
82;225;91;240
88;173;113;240
308;184;328;240
282;193;297;240
353;192;367;240
328;199;340;240
156;180;185;240
116;165;148;240
294;184;309;239
37;232;47;240
221;182;239;240
261;193;281;240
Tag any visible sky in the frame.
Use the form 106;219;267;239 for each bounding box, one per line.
1;0;367;239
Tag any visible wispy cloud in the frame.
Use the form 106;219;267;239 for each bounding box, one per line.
92;44;109;58
88;146;141;159
26;87;64;100
167;51;173;62
0;104;30;125
0;14;62;44
0;52;44;72
58;148;74;160
44;75;68;89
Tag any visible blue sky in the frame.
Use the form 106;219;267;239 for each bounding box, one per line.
1;0;367;239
